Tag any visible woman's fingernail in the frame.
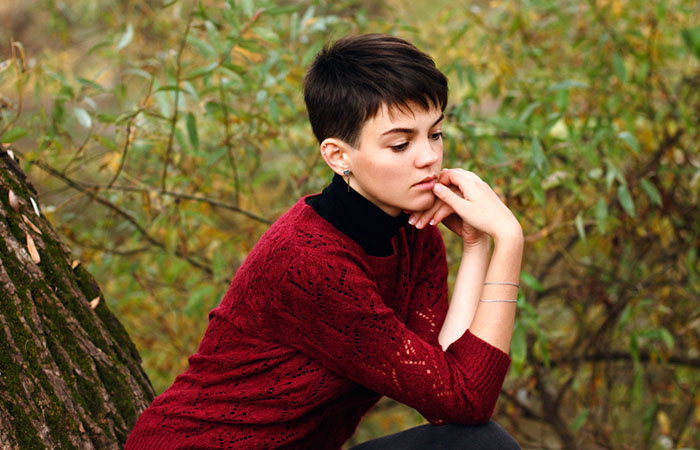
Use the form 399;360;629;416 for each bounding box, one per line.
433;184;442;194
408;216;416;225
429;219;436;226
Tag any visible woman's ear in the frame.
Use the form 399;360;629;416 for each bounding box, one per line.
320;138;353;176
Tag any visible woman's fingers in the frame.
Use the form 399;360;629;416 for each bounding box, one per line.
409;185;460;228
439;169;484;200
410;197;444;228
427;203;457;227
432;181;470;216
435;168;521;241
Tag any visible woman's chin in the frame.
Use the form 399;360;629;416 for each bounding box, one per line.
404;196;437;214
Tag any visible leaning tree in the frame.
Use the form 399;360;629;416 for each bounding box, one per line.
0;145;154;449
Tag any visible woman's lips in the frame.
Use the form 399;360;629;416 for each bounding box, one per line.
413;177;437;190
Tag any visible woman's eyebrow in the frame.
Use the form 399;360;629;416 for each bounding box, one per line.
380;114;445;136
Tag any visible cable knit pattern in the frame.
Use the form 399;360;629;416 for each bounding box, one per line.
125;197;511;450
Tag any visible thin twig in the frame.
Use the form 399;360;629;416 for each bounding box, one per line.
538;350;700;370
218;74;240;206
61;121;95;175
108;77;155;188
161;7;195;191
27;156;214;275
78;182;271;225
0;39;25;139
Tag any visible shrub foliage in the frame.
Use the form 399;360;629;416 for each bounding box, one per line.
1;0;699;448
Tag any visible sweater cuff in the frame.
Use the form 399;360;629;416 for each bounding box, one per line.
446;330;511;391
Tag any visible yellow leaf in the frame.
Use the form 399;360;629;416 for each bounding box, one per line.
657;411;670;435
71;260;81;269
26;233;40;263
8;189;19;212
22;214;42;235
90;297;100;309
9;190;20;212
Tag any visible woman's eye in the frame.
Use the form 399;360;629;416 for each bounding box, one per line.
390;142;409;152
430;131;443;141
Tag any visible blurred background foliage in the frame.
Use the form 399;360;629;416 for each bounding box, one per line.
1;0;699;448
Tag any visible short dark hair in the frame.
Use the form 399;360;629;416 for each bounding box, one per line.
303;34;448;146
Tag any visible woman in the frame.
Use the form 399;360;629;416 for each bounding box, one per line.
126;33;523;449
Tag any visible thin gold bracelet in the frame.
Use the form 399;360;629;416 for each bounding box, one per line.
480;299;517;303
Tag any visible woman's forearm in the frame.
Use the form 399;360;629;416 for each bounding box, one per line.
468;232;524;353
438;240;490;350
427;168;524;354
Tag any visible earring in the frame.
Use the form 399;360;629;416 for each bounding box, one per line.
343;169;351;192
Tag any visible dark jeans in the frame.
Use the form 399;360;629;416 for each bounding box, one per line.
350;421;521;450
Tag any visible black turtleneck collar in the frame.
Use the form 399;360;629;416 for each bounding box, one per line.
306;174;409;256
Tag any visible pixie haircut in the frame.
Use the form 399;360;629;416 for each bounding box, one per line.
303;34;448;147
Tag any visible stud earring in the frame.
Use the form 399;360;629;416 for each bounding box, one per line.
343;169;351;192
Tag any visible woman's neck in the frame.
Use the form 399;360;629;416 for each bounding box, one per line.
306;174;409;256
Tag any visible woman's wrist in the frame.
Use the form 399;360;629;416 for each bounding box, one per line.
461;235;491;255
492;223;524;249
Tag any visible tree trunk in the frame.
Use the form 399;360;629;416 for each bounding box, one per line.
0;145;154;449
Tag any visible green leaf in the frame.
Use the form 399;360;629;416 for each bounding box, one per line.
618;131;640;153
595;198;608;234
241;0;255;18
617;184;636;217
612;53;626;83
575;211;586;242
605;161;622;189
618;305;631;330
529;172;546;205
466;64;477;91
489;116;527;133
681;27;700;62
74;107;93;128
547;80;587;91
77;77;105;92
187;36;217;59
184;61;220;79
266;5;301;15
659;327;674;350
154;85;187;93
530;137;546;172
122;68;153;80
588;167;603;179
185;285;216;316
116;23;134;51
520;271;543;292
571;408;589;431
640;178;662;206
519;101;541;123
510;321;527;369
251;26;280;44
205;21;222;53
1;127;28;143
186;112;199;150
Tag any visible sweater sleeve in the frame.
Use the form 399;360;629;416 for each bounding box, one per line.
404;225;449;347
265;243;511;425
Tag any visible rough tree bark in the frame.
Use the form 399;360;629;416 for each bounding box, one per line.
0;145;154;449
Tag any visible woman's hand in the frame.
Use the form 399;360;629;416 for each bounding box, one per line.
409;169;522;247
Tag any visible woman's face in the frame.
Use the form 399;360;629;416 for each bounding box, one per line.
345;103;444;217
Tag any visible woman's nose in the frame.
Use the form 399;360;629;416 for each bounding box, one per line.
415;139;440;167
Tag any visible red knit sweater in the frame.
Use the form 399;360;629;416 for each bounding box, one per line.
125;196;511;450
